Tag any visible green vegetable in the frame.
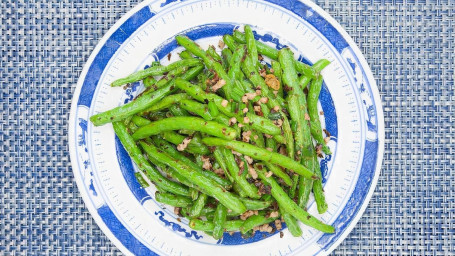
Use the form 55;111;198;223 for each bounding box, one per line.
155;191;192;207
140;141;246;213
132;117;237;141
202;138;317;180
111;58;201;87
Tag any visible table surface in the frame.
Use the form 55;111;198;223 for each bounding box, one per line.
1;0;454;255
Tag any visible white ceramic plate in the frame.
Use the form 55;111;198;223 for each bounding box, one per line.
69;0;384;255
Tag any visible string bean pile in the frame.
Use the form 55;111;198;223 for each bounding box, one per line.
90;25;334;239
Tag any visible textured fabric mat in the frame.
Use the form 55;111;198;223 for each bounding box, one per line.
1;0;454;255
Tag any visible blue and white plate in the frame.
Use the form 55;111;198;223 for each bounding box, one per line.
69;0;384;255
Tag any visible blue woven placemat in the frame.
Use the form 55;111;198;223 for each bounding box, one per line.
1;1;454;255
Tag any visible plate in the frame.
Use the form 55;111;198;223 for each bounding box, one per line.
68;0;384;255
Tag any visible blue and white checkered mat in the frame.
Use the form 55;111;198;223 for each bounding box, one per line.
1;1;453;255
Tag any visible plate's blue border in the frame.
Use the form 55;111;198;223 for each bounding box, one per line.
72;0;380;255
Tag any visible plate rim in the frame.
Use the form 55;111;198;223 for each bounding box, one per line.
68;0;385;255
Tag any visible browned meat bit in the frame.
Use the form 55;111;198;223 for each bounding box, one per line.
242;107;249;114
248;165;258;179
167;52;172;61
273;90;278;96
320;111;324;115
265;74;280;90
304;113;311;121
266;147;273;152
218;40;225;49
255;223;273;233
264;134;273;139
259;68;267;78
244;156;253;164
259;97;269;104
174;207;181;215
324;137;331;144
200;155;212;170
258;183;271;195
315;145;324;158
211;79;226;92
243;116;250;124
229;117;237;126
213;168;225;177
232;150;242;157
272;105;280;112
274;219;282;230
221;99;229;107
280;231;284;238
240;210;259;220
323;129;331;137
258;54;264;61
267;211;279;218
177;137;192;151
265;171;273;178
274;119;283;127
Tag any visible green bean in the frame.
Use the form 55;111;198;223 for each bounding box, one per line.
203;138;317;180
221;48;233;68
256;167;334;233
240;198;273;210
179;50;193;59
282;117;295;159
241;214;279;234
213;148;233;182
231;81;246;102
246;113;281;135
190;219;244;232
169;105;190;117
233;30;317;77
208;100;219;117
273;134;285;144
233;183;248;198
143;76;157;88
219;147;260;199
134;172;149;188
297;156;314;208
189;193;208;217
280;208;302;237
207;45;222;62
308;75;331;154
90;65;203;126
248;129;265;148
176;35;232;98
180;99;214;120
112;122;190;196
313;59;331;72
266;137;277;152
153;136;231;188
140;93;190;115
271;61;283;97
286;94;306;157
155;191;193;207
233;30;278;60
140;141;246;213
263;162;293;187
213;204;227;239
222;34;239;51
244;25;259;67
312;151;328;214
131;115;151;127
288;174;299;199
161;131;210;155
132;116;237;141
299;75;311;90
111;58;201;87
190;188;199;201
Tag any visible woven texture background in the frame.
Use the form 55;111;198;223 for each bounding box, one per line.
1;0;454;255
